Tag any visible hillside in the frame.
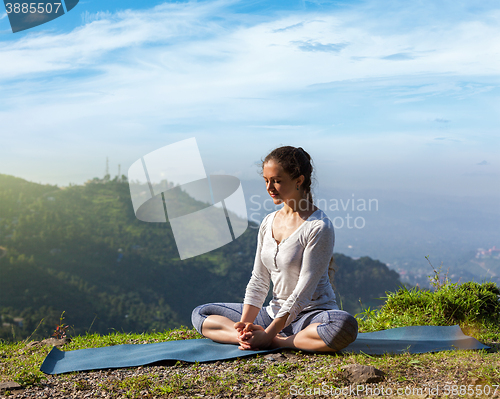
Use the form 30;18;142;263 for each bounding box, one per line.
0;174;402;341
1;280;500;398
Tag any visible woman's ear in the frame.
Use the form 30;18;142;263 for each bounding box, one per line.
296;175;305;187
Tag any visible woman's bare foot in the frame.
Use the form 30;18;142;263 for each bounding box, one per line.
271;334;294;349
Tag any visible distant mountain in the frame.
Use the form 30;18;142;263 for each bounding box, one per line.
0;174;402;341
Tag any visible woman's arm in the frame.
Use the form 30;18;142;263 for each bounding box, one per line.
234;303;261;334
236;215;273;349
243;215;272;310
240;303;261;323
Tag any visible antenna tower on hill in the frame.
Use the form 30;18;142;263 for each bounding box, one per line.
104;157;110;181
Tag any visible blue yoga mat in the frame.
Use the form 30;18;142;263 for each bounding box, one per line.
40;325;489;375
341;325;488;355
41;338;281;374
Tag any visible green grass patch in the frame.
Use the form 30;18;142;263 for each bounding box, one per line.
357;280;500;341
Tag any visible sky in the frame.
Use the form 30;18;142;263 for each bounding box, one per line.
1;0;499;200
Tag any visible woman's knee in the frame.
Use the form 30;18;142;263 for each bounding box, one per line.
316;310;358;351
191;304;209;334
191;303;243;334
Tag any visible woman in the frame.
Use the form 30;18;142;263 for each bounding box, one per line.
191;146;358;352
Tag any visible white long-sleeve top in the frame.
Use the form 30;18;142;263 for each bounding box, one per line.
243;208;338;327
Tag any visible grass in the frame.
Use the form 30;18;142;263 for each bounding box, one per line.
0;327;202;391
2;279;500;397
357;279;500;342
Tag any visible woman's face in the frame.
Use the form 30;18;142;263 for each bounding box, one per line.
262;159;302;205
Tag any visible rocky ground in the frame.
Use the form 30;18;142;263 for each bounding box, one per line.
2;345;499;399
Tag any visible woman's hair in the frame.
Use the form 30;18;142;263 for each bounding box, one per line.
260;146;315;203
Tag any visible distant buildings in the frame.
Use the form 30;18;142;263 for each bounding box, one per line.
85;175;128;185
1;316;24;328
476;246;500;259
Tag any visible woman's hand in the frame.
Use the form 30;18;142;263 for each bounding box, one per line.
234;321;254;348
235;323;273;350
233;321;257;348
234;306;288;350
234;321;251;335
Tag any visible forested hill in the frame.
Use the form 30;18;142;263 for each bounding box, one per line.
0;174;402;341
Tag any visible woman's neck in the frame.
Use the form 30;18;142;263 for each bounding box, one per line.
281;198;316;215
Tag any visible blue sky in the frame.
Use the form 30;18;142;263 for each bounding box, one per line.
1;0;499;199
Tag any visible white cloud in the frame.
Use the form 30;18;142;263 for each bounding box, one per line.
0;0;499;195
291;40;348;52
1;2;500;87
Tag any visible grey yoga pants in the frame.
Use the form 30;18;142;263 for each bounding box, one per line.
191;302;358;351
